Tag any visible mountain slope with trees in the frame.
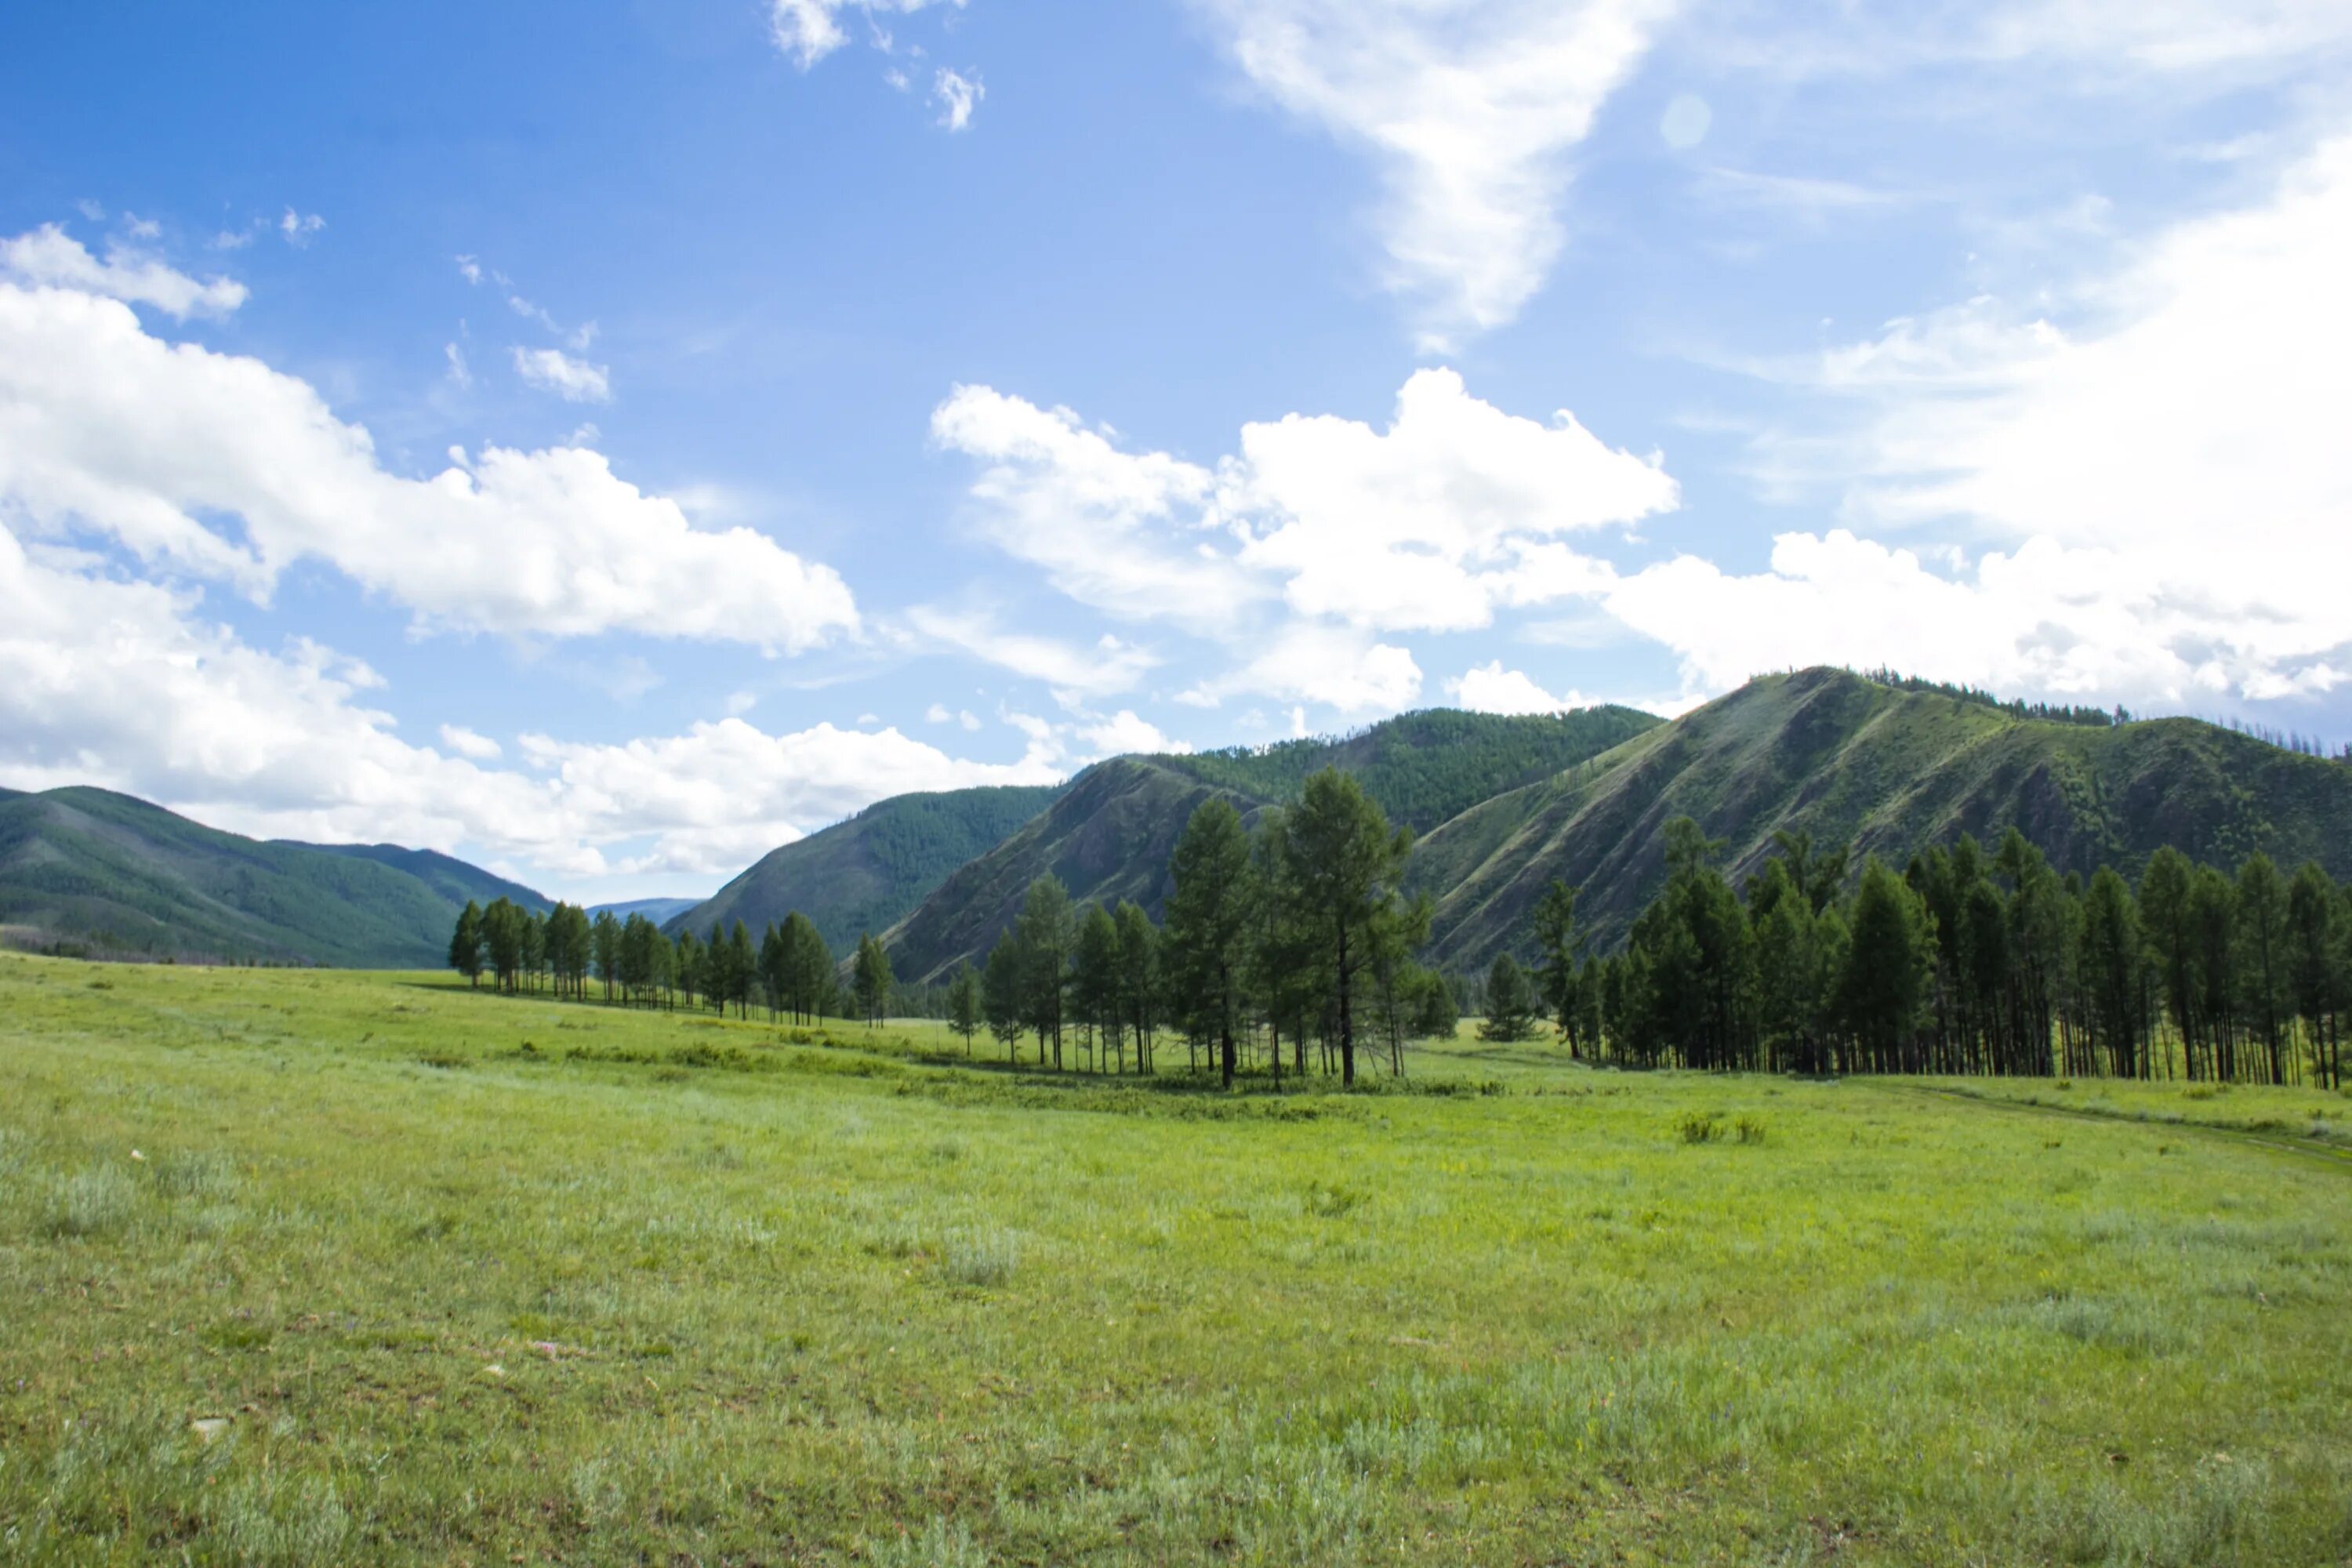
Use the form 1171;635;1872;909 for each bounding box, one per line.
667;783;1066;956
1416;666;2352;967
0;786;549;966
881;707;1664;985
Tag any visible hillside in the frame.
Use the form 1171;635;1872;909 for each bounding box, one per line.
296;842;550;913
1416;666;2352;967
882;706;1664;983
0;786;549;967
669;784;1065;954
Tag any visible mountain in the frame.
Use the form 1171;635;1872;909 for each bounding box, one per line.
881;706;1664;984
296;842;549;913
1414;666;2352;967
591;897;702;924
0;786;549;967
667;783;1066;956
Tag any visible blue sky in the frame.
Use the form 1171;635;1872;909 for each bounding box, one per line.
3;0;2349;901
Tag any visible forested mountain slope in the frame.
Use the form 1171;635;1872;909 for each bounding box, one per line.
668;784;1065;954
296;842;549;914
0;787;549;966
881;706;1664;983
1416;666;2352;967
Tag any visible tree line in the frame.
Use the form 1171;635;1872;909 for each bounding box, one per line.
447;771;2350;1089
448;900;898;1025
1524;822;2348;1085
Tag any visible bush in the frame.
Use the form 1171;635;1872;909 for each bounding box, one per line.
942;1227;1018;1288
1676;1111;1723;1145
45;1165;137;1237
1733;1116;1767;1145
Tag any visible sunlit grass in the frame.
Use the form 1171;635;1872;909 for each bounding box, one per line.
3;949;2349;1565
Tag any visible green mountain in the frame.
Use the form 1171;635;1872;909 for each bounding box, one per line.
0;786;548;967
296;842;549;913
881;706;1664;984
667;783;1067;956
1415;666;2352;967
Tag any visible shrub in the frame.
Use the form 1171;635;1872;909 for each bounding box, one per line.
1676;1111;1724;1145
45;1165;137;1238
1733;1116;1767;1145
942;1227;1018;1288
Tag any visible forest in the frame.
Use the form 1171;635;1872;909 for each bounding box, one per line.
451;764;2352;1090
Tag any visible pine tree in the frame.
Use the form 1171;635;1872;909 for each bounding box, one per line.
1531;880;1581;1039
1072;904;1122;1072
1113;901;1160;1076
946;964;982;1055
1013;877;1076;1069
1163;797;1255;1087
1266;768;1420;1086
1479;953;1537;1042
448;900;485;989
1838;856;1934;1073
851;932;892;1026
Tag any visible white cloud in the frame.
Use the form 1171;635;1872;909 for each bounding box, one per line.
1446;660;1585;714
279;209;325;246
769;0;965;69
925;702;954;723
1223;367;1677;631
437;724;503;760
935;368;1670;644
1191;0;1676;346
933;68;983;130
906;605;1160;701
938;369;1668;719
0;225;247;319
443;343;472;387
930;385;1263;633
1673;132;2352;707
0;271;858;652
1181;624;1424;715
0;530;1057;890
1082;710;1190;757
512;345;612;404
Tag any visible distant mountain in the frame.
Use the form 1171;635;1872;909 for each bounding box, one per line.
0;786;549;967
591;897;702;924
881;706;1664;984
1414;666;2352;967
667;784;1067;956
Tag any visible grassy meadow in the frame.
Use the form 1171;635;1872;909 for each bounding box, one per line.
3;951;2350;1565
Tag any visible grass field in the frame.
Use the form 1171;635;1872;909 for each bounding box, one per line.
3;952;2350;1566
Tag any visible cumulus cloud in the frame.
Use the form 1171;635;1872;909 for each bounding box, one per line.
1081;710;1189;757
1675;132;2352;707
0;532;1057;888
437;724;503;761
511;345;612;403
0;268;858;651
930;384;1263;633
934;68;983;130
935;369;1669;713
0;225;247;318
935;368;1669;644
1191;0;1676;346
1223;368;1677;630
1181;625;1424;715
1445;661;1586;715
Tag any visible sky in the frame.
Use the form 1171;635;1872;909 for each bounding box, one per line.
3;0;2350;903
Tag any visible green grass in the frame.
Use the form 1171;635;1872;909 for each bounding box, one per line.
4;952;2350;1565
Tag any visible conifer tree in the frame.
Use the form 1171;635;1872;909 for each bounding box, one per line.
448;900;485;989
946;963;982;1054
851;931;892;1026
1479;953;1537;1042
1163;797;1255;1087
